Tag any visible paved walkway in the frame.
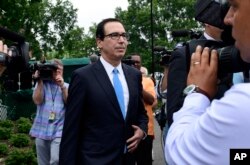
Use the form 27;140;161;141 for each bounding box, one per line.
153;119;166;165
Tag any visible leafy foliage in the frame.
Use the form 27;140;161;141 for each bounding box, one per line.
0;0;200;71
0;127;13;140
0;143;8;156
9;133;30;148
114;0;199;73
15;117;32;134
0;0;78;60
0;119;14;128
5;148;37;165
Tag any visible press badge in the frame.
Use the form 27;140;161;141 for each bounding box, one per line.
49;111;56;121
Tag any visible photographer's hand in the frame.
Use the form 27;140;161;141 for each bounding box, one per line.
0;40;12;76
32;70;40;79
33;75;44;105
54;68;64;88
55;75;64;88
54;68;68;103
187;45;218;100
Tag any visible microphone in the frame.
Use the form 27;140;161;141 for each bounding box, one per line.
171;30;191;38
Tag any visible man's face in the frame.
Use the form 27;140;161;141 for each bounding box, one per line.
131;55;141;70
97;22;128;62
224;0;250;62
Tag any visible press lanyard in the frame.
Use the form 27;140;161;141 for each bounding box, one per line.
50;84;59;110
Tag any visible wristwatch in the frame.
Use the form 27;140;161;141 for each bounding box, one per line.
183;84;211;100
183;84;197;95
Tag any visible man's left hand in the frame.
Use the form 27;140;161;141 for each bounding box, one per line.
126;125;145;153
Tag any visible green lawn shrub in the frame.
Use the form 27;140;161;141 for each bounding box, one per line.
9;134;30;148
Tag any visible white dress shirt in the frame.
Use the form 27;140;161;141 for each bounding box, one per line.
100;56;129;115
165;83;250;165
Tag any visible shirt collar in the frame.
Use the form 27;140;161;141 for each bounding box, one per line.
203;32;216;41
100;56;123;74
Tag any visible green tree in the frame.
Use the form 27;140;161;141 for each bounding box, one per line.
114;0;198;73
0;0;78;60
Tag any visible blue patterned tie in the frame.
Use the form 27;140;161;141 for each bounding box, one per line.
113;68;126;119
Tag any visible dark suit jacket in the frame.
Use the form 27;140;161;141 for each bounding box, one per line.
167;46;187;126
59;60;148;165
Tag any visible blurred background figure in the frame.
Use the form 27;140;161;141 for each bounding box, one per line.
0;40;12;76
89;53;99;64
130;53;157;165
140;66;148;77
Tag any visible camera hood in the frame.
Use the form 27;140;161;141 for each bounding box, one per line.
195;0;229;29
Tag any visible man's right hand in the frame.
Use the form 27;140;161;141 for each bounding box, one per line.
187;45;218;99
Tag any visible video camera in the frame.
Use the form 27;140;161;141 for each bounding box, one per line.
185;0;250;77
153;46;172;66
122;58;136;66
171;29;202;40
29;62;58;81
0;27;30;71
0;27;31;92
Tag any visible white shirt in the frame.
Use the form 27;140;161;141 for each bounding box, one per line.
100;56;129;115
165;83;250;165
204;31;216;40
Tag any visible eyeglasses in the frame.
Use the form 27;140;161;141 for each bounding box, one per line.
104;32;130;40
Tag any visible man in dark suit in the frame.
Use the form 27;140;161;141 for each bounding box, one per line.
59;18;148;165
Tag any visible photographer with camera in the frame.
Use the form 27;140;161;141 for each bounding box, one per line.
29;59;68;165
167;23;228;128
166;1;238;143
165;0;250;164
0;40;12;76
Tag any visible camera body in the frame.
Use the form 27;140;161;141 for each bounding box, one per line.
185;39;250;78
181;0;250;76
153;46;172;66
0;27;31;91
30;62;58;81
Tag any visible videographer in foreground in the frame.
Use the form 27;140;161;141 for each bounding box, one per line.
165;0;250;164
30;59;68;165
0;40;12;76
167;23;227;127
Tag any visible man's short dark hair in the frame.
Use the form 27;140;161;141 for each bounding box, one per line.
96;18;123;40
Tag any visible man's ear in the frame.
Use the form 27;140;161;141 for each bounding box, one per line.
96;39;102;49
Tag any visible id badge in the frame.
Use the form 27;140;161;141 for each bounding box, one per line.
49;111;56;121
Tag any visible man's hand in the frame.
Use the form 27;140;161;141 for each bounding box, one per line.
187;45;218;99
0;40;12;76
55;68;64;88
55;75;64;88
126;125;145;153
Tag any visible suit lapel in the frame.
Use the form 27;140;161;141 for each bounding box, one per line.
122;64;135;121
92;61;124;119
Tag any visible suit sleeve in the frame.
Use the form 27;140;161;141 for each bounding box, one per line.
137;73;148;134
167;47;187;126
59;70;86;165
